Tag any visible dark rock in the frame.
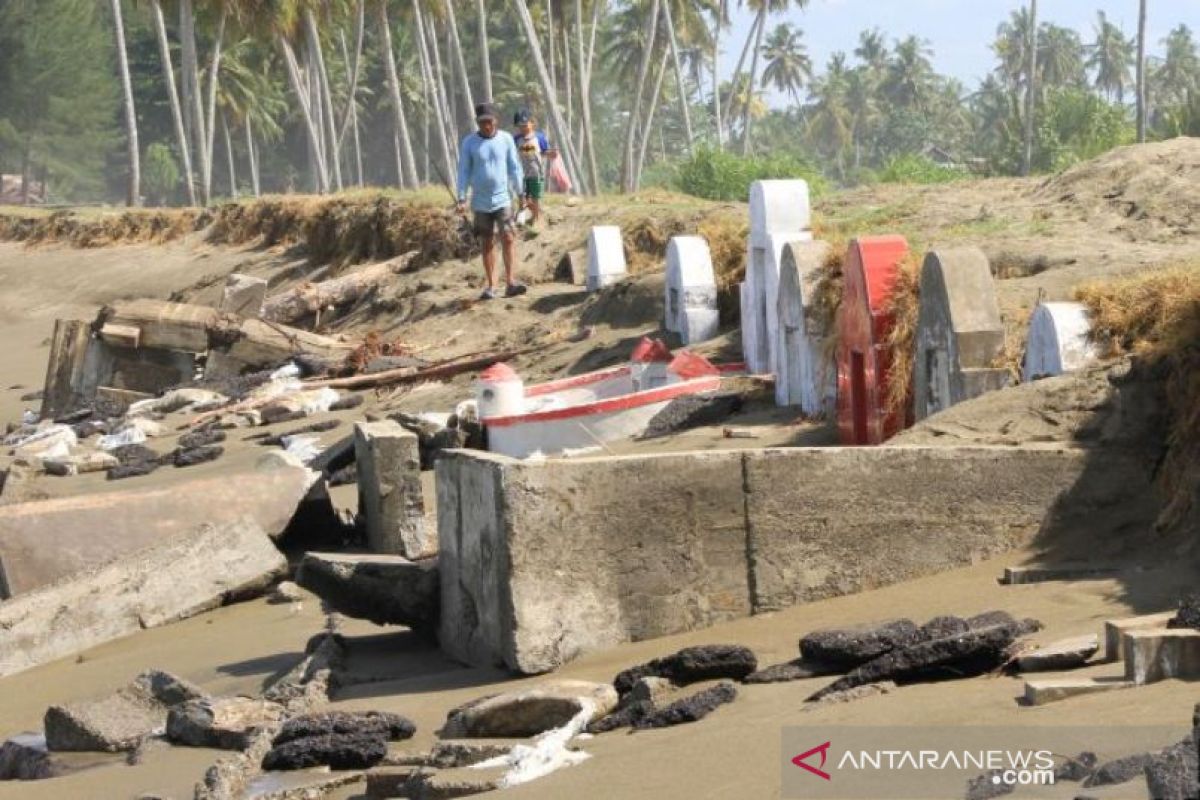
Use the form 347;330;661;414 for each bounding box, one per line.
261;733;387;771
743;659;842;684
613;645;758;695
0;735;54;780
72;420;108;440
918;615;971;640
799;619;921;668
260;419;342;447
807;622;1030;701
173;444;224;467
1082;751;1154;787
587;701;654;734
632;682;738;729
106;443;164;480
296;553;439;632
274;711;415;747
329;393;365;411
1166;594;1200;631
966;610;1022;630
177;428;226;450
428;741;513;769
1142;738;1199;799
640;392;745;440
106;461;160;481
311;435;355;474
1054;751;1098;782
328;463;357;486
965;770;1014;800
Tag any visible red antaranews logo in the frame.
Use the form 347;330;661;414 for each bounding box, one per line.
792;741;832;781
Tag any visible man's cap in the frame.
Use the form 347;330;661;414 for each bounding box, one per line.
514;109;532;125
475;102;499;122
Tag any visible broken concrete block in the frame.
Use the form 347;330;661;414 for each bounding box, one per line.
220;273;268;318
40;319;93;420
1023;301;1098;381
42;451;119;476
775;239;834;415
442;680;617;738
0;732;120;780
166;696;285;750
1001;565;1120;585
428;740;514;769
406;765;504;800
1082;751;1156;788
98;323;141;349
1122;628;1200;684
585;226;626;292
354;420;430;558
799;619;921;668
1143;738;1199;800
1014;634;1099;672
295;552;438;632
913;247;1009;421
102;298;220;352
555;249;587;285
664;236;719;345
244;770;366;800
1103;611;1175;662
632;682;737;729
0;520;286;679
45;670;206;752
366;766;419;798
94;386;154;415
613;645;758;694
1022;677;1134;706
0;466;313;599
1167;594;1200;630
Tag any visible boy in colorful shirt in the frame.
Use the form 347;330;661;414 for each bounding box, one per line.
513;109;555;225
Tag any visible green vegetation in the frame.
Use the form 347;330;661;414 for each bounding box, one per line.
877;154;965;185
670;147;828;201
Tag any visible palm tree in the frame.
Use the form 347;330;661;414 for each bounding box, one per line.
1159;25;1199;103
844;67;876;170
1136;0;1148;142
1088;11;1135;103
881;35;935;110
377;0;420;188
148;0;198;205
711;0;728;147
476;0;493;100
1022;0;1036;176
854;28;888;74
109;0;140;206
741;0;808;155
661;0;695;151
761;22;812;108
1037;24;1086;92
618;0;660;191
806;56;851;178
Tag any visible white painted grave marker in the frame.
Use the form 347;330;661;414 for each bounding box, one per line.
586;226;627;292
664;236;719;345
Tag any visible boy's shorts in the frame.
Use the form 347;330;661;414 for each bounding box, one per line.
524;177;545;201
472;206;515;238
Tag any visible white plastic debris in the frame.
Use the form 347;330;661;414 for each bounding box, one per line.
297;387;340;416
455;399;479;426
126;417;167;438
560;446;603;458
472;702;593;787
270;362;302;381
21;410;37;425
282;435;323;463
10;424;77;459
128;388;228;417
97;427;148;451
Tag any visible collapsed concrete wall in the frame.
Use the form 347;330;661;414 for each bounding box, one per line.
438;445;1114;674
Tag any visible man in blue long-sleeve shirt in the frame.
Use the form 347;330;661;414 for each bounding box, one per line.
456;102;526;300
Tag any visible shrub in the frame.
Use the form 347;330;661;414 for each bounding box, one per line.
877;153;964;185
673;146;828;201
143;142;181;206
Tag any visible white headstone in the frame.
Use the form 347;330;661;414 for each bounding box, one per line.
749;180;811;237
742;230;813;374
586;226;627;292
1023;302;1098;381
664;236;719;345
774;240;832;415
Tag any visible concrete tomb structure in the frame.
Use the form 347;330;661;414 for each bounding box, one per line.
353;420;431;559
774;240;834;415
585;226;627;292
219;273;268;318
836;235;909;445
436;443;1144;674
742;180;812;375
663;236;719;345
1023;301;1098;381
912;247;1011;420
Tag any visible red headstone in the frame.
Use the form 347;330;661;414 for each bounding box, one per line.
836;235;909;445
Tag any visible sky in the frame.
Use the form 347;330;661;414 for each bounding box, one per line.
720;0;1200;102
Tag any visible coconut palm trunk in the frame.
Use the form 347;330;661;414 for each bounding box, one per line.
412;0;457;191
575;0;599;189
179;0;211;203
713;0;726;147
245;119;260;197
338;28;366;186
619;0;661;192
1136;0;1147;142
221;110;238;198
109;0;140;206
1021;0;1038;175
636;48;672;186
443;0;476;126
377;0;419;189
511;0;589;194
741;6;767;155
720;7;760;141
661;0;694;153
425;8;459;167
203;9;227;203
475;0;493;99
583;0;602;189
278;35;331;192
150;0;197;206
305;9;344;190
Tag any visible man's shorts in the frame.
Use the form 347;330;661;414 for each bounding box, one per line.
524;177;545;201
472;206;514;239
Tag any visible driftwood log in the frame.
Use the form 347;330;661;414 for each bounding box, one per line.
261;253;417;325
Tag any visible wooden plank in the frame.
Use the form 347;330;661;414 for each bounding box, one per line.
40;320;92;420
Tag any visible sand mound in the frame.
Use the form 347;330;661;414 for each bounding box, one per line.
1034;137;1200;238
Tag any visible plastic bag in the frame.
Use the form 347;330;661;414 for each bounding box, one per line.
547;155;572;194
